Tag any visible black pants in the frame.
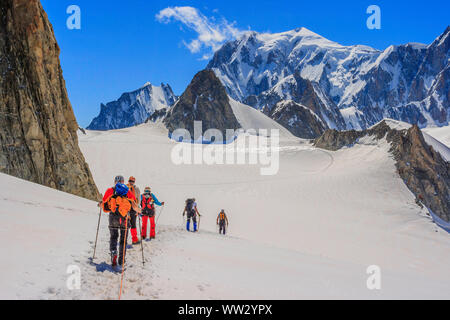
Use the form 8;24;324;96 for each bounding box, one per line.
129;210;137;229
109;212;129;264
219;221;226;235
142;208;155;218
187;211;197;224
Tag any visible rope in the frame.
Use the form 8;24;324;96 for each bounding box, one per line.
118;217;128;300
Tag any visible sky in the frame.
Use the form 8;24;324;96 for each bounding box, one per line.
40;0;450;127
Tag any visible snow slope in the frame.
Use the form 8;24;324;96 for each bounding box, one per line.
229;97;293;137
2;122;450;299
0;173;96;299
423;126;450;147
77;123;450;299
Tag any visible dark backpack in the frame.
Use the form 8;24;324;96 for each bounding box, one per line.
185;199;195;213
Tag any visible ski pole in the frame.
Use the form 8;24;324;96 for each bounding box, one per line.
138;215;145;267
92;198;103;261
119;217;129;300
156;205;165;224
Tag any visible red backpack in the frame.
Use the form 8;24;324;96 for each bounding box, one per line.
141;195;155;212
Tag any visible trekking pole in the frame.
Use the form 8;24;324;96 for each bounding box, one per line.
92;196;103;261
156;205;165;224
138;215;145;267
118;217;129;300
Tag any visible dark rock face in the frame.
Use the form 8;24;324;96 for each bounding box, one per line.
88;83;177;130
163;70;241;140
391;126;449;222
314;121;450;222
0;0;100;201
260;73;347;130
146;108;167;123
313;129;363;151
269;100;327;139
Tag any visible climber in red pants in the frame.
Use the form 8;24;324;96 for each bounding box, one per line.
126;176;141;245
140;187;164;241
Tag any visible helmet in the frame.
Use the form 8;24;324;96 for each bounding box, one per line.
144;187;151;194
128;176;136;183
114;175;124;184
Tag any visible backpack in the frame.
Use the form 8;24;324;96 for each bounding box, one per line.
185;199;195;213
219;212;226;221
103;184;132;217
115;183;129;197
141;194;155;212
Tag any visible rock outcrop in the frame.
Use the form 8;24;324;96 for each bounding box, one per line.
146;108;168;123
164;70;241;140
314;121;450;222
0;0;100;200
269;100;327;139
259;73;347;131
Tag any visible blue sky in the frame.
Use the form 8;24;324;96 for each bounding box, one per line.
40;0;449;127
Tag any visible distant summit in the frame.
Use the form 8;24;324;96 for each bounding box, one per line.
208;26;450;130
88;83;177;130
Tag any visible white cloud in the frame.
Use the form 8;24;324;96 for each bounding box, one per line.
156;6;244;56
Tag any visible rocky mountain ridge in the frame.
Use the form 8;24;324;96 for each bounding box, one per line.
0;0;99;200
314;120;450;222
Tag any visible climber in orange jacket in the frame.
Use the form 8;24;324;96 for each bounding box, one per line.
100;175;139;267
217;209;229;235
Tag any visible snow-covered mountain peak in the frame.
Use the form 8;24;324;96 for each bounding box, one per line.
369;118;412;131
258;27;335;45
87;82;177;130
235;27;350;56
405;42;427;50
208;26;450;130
431;25;450;48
